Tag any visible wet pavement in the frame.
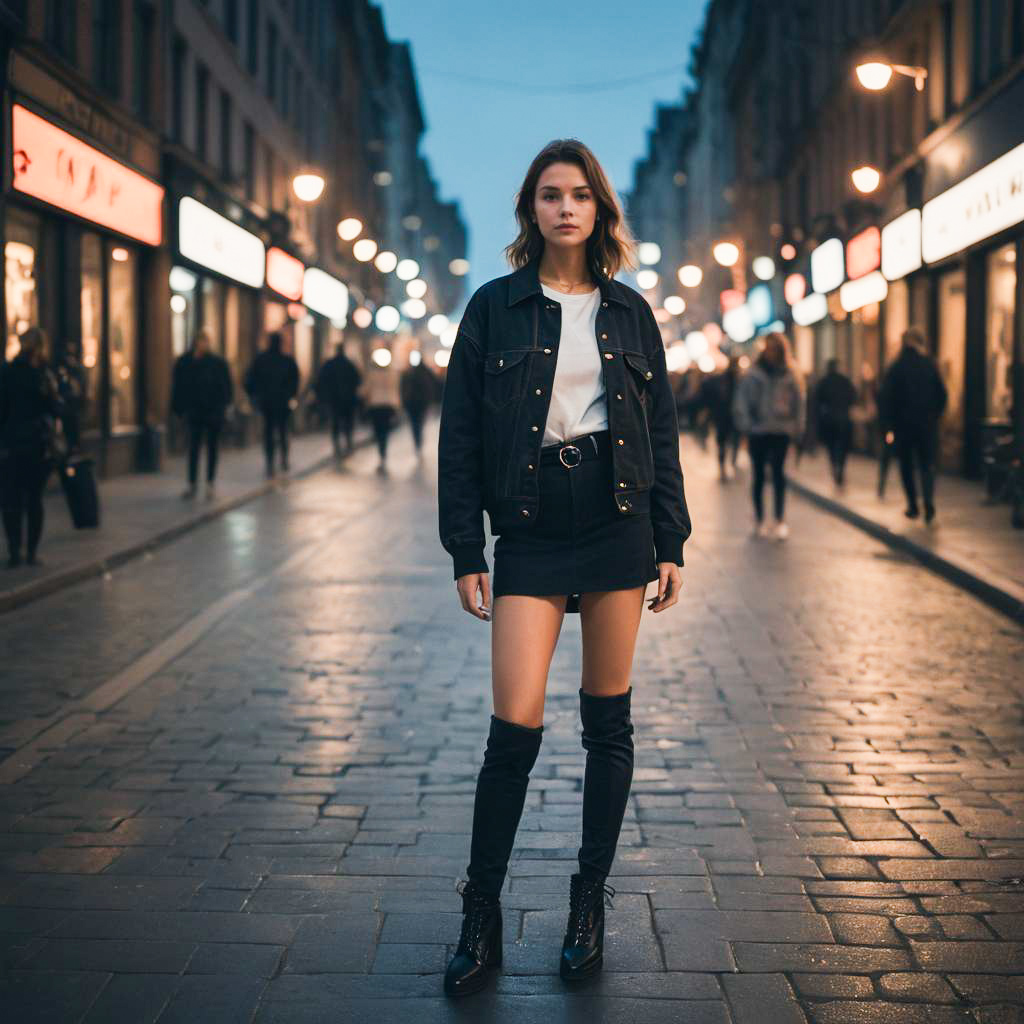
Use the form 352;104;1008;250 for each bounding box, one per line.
1;422;1022;1023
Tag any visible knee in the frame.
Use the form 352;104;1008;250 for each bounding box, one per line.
483;714;544;773
579;687;635;749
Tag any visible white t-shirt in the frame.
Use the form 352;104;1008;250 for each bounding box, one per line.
540;283;608;444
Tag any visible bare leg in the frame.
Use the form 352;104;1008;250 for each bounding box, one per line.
579;586;647;696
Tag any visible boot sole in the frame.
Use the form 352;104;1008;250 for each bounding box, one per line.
560;954;603;981
444;966;495;998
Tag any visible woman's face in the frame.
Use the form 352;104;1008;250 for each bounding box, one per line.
532;162;598;251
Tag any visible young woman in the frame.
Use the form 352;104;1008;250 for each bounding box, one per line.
437;139;691;996
732;331;806;540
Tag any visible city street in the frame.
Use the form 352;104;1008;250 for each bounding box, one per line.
1;423;1023;1023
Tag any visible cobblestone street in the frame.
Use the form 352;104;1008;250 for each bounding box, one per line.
1;423;1023;1023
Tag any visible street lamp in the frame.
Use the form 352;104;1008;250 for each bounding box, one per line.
374;250;398;273
851;165;882;194
678;264;703;288
855;60;928;92
337;218;362;240
353;238;378;262
292;170;325;202
713;241;740;267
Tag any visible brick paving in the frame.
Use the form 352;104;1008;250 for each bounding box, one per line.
0;428;1022;1022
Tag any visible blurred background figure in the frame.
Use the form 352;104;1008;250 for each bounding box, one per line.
879;327;948;523
400;355;440;461
813;358;857;487
171;327;233;500
692;355;740;481
245;332;300;478
733;332;806;540
315;342;363;462
0;327;63;567
359;352;402;474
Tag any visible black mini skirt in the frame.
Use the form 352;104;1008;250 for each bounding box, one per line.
491;429;659;614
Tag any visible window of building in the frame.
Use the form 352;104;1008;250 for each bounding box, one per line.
80;233;103;432
93;0;122;98
244;121;255;200
942;1;954;117
4;207;41;363
107;243;139;430
281;50;290;118
220;90;232;179
266;20;278;102
131;1;153;120
196;63;209;161
224;0;239;43
985;243;1016;421
247;0;259;74
45;0;77;63
171;36;186;142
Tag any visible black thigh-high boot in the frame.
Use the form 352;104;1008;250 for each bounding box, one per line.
561;687;634;980
444;714;543;997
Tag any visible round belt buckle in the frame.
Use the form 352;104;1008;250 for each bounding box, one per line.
559;443;582;469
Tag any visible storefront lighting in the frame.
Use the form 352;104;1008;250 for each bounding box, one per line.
752;256;775;281
846;226;881;280
810;237;845;294
638;242;662;265
779;243;797;261
373;171;393;187
839;270;888;312
169;267;198;292
352;307;373;329
406;278;427;299
372;348;392;367
703;322;723;346
855;60;927;92
635;269;659;290
434;349;451;368
685;331;709;357
722;305;755;342
337;218;363;241
440;326;458;348
697;353;717;373
266;247;305;301
178;197;265;287
677;264;703;288
851;165;882;194
375;305;401;332
428;314;450;336
170;294;187;314
353;238;378;262
784;273;806;306
654;308;671;324
748;283;773;327
720;289;745;312
792;292;828;326
287;302;306;320
374;250;398;273
396;258;420;281
302;268;349;322
292;171;325;202
401;298;426;319
664;295;686;315
111;247;129;262
666;344;691;373
449;258;470;276
713;241;740;267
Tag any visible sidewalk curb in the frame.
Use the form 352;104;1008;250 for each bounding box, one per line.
789;477;1024;627
0;435;373;616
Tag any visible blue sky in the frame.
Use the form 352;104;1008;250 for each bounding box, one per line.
375;0;708;306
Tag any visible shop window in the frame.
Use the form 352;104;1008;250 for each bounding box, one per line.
4;210;41;362
247;0;259;75
46;0;77;63
171;36;186;142
884;278;909;367
195;63;209;161
201;277;224;353
985;244;1016;421
936;268;966;471
108;244;138;429
80;233;103;432
220;89;232;178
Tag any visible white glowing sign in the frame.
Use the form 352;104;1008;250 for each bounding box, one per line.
810;237;845;294
881;209;922;281
722;304;755;343
839;271;888;312
922;141;1024;263
791;292;828;326
302;268;349;323
178;197;265;287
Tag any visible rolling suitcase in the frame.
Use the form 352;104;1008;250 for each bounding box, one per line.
60;455;100;528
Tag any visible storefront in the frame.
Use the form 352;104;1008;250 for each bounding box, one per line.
3;61;165;475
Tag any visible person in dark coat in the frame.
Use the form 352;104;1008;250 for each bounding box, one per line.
399;357;439;458
245;331;300;477
694;357;740;480
878;326;948;522
0;327;64;568
314;342;362;459
171;328;233;499
814;359;858;486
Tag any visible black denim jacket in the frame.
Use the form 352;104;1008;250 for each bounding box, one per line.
437;259;692;580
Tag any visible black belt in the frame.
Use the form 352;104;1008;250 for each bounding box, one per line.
539;429;611;469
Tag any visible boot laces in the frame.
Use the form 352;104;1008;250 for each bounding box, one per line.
455;879;498;955
567;879;615;943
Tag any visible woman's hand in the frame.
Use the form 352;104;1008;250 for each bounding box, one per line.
647;562;682;613
456;572;491;621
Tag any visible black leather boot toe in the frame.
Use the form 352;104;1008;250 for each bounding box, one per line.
443;881;502;997
560;872;615;981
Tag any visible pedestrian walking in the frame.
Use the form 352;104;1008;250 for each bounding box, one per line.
244;332;299;477
437;139;691;996
732;331;806;540
878;326;947;522
171;328;233;499
359;355;401;473
399;358;439;458
693;356;740;480
314;342;362;460
0;327;64;568
813;358;857;486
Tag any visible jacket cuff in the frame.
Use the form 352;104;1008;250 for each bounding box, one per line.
653;527;686;567
451;545;489;580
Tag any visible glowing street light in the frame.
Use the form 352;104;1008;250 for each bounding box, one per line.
406;278;427;299
352;307;373;328
292;171;325;202
855;60;928;92
449;258;470;276
371;348;392;367
636;269;659;290
337;218;362;240
375;305;401;332
401;298;426;319
396;258;420;281
713;241;740;267
752;256;775;280
353;238;378;262
678;264;703;288
374;250;398;273
638;242;662;265
664;295;686;315
851;165;882;194
427;314;450;336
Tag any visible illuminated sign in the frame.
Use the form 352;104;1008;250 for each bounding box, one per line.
922;141;1024;263
178;197;265;288
810;237;844;294
722;304;754;342
792;292;828;326
720;289;745;312
784;274;806;306
266;247;304;300
747;284;773;327
845;227;881;280
839;271;888;312
11;104;164;245
303;268;349;323
881;209;922;281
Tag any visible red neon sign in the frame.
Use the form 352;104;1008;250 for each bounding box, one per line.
11;104;164;245
784;273;806;305
720;289;745;312
266;247;305;300
846;226;881;281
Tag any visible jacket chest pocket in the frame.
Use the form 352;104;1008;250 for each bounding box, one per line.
483;349;529;408
622;351;654;405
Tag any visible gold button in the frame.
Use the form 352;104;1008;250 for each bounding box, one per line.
617;439;624;445
604;353;613;360
645;371;653;379
619;481;626;488
531;425;539;432
535;388;542;395
616;393;623;400
544;348;552;354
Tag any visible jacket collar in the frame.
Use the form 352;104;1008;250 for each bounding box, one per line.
506;258;630;309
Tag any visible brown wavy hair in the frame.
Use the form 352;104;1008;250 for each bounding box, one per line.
504;139;637;281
